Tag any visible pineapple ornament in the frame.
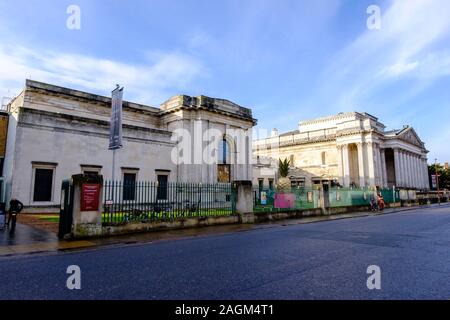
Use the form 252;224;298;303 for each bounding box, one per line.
277;158;292;193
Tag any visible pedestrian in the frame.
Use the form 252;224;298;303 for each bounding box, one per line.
8;198;24;226
370;194;377;212
377;193;385;211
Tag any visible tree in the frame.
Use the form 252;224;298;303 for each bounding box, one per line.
429;164;450;190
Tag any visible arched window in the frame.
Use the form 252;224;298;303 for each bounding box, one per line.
218;136;230;165
218;136;231;183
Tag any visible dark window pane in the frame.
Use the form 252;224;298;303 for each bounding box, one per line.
157;175;168;200
33;169;53;202
84;171;99;177
218;138;230;165
0;158;4;176
123;173;136;201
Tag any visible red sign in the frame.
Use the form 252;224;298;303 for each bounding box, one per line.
81;184;100;212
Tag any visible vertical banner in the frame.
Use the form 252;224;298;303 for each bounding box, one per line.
431;174;437;189
109;86;124;150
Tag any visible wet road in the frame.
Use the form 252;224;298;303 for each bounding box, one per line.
0;223;58;247
1;205;450;300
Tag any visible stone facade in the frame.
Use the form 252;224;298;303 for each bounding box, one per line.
254;112;429;190
252;156;278;189
4;80;256;212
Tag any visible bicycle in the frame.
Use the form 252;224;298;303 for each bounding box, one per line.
7;198;24;235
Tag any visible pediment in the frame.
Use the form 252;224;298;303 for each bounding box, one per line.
398;128;423;148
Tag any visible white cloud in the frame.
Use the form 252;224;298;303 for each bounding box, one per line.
317;0;450;111
0;44;206;105
379;61;419;77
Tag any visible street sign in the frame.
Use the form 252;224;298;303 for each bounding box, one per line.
81;183;100;212
109;86;124;150
261;191;267;205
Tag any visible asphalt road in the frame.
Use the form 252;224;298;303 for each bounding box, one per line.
1;206;450;300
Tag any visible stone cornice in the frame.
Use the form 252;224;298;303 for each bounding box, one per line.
299;112;361;126
25;80;161;116
159;104;257;125
253;134;337;150
19;107;172;136
24;80;257;125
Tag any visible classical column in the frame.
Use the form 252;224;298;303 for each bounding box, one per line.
375;144;383;187
409;154;417;188
406;153;412;188
412;155;417;187
380;148;388;188
411;155;417;188
414;154;423;189
403;152;410;188
420;157;427;189
423;158;430;189
405;153;412;188
366;142;376;187
399;150;407;187
409;154;415;188
421;157;427;189
356;143;366;187
393;148;401;188
342;144;350;187
337;145;344;186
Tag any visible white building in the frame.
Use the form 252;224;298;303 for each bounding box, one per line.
254;112;430;190
4;80;256;212
252;156;278;190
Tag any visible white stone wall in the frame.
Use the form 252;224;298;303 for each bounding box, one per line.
4;81;256;210
11;110;176;208
254;112;429;190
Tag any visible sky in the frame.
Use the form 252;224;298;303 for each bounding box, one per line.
0;0;449;162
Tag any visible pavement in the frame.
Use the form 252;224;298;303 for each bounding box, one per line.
1;203;448;257
0;204;441;258
0;204;450;299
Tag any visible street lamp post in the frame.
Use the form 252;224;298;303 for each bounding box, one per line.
435;158;440;205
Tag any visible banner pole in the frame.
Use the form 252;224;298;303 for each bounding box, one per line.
112;149;116;182
109;85;123;182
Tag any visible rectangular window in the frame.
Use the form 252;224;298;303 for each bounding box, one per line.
33;168;54;202
123;173;136;201
81;165;102;177
269;179;274;190
157;174;168;200
83;171;99;177
258;179;264;191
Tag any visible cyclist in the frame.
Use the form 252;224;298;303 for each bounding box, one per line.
8;198;24;228
377;193;385;211
369;194;377;212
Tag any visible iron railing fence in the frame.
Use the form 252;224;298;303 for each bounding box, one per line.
254;187;320;212
254;186;400;212
103;181;235;225
328;187;399;207
416;190;450;204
